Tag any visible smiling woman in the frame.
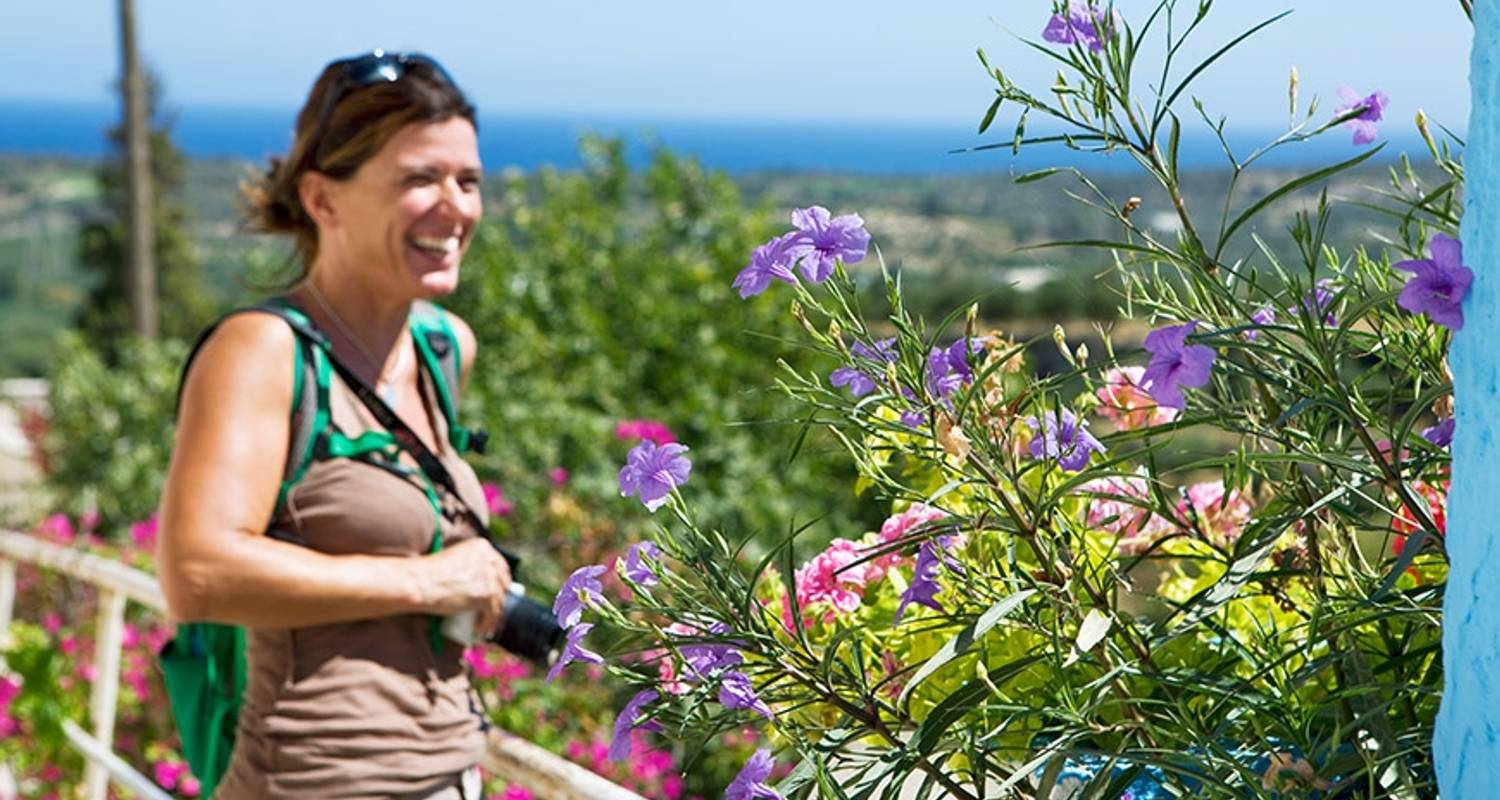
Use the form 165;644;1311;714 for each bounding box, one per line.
155;51;513;799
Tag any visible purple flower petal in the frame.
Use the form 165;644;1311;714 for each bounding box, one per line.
718;671;774;720
619;441;693;512
609;689;664;762
830;366;877;398
1422;418;1455;448
623;541;663;586
725;749;783;800
784;206;870;283
1395;234;1473;330
895;536;959;624
1140;322;1216;411
1025;407;1106;472
1336;86;1389;145
554;565;607;629
545;623;604;683
733;233;799;298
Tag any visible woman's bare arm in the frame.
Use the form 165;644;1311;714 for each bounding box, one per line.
157;312;508;629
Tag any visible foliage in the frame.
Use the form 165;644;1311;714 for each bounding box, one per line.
39;333;187;529
555;3;1463;798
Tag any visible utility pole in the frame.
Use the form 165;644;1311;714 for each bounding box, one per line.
118;0;156;339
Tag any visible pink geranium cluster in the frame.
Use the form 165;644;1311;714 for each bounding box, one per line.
615;419;677;445
463;647;532;702
1095;367;1178;431
482;482;515;517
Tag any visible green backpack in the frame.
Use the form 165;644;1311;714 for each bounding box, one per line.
158;297;485;795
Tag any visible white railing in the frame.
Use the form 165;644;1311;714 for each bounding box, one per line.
0;529;645;800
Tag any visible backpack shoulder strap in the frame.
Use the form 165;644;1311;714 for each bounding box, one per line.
176;298;329;506
408;300;487;454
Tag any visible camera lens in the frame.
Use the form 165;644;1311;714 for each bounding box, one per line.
491;588;564;665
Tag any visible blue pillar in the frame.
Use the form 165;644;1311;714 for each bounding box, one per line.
1438;1;1497;793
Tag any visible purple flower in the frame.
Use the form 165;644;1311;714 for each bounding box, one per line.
853;337;898;363
619;440;693;512
1042;2;1121;53
830;337;898;398
608;689;664;762
830;367;877;398
926;347;964;402
1394;233;1473;330
784;206;870;283
733;232;799;298
623;541;663;586
681;622;744;678
1026;407;1106;472
725;749;783;800
1140;322;1216;411
900;408;926;429
718;670;774;720
1294;279;1337;325
1422;418;1455;448
895;535;959;624
1246;305;1276;341
554;564;607;629
545;623;604;682
944;337;983;382
1336;86;1389;146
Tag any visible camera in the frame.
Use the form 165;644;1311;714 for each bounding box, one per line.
441;545;564;666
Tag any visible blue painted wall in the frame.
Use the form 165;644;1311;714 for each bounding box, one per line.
1437;1;1494;793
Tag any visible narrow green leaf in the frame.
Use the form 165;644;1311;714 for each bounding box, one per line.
899;589;1036;703
978;94;1002;134
1162;11;1292;110
1013;167;1061;184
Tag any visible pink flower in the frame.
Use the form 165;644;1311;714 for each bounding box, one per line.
1095;367;1179;431
615;419;678;445
463;646;499;679
482;482;515;517
39;763;63;782
122;623;140;650
870;504;949;573
1179;481;1252;549
794;539;879;619
129;515;159;551
0;713;18;738
36;513;74;544
1081;474;1176;555
0;675;20;707
80;509;100;534
550;467;569;486
60;636;79;656
154;760;189;790
180;776;202;797
77;662;97;683
497;786;535;800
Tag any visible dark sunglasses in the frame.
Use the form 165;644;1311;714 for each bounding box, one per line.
308;50;457;161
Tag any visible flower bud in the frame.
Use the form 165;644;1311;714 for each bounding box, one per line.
1053;325;1075;367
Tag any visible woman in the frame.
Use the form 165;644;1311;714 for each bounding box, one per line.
158;51;510;798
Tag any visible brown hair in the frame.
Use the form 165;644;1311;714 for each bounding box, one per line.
242;55;477;279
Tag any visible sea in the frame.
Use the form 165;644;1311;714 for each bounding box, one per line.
0;100;1440;175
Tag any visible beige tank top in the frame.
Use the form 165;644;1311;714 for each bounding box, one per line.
213;356;490;799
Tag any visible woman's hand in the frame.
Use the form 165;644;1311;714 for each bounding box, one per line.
417;537;513;636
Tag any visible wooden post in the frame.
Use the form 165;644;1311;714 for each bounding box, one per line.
82;589;127;800
1437;0;1494;792
118;0;157;338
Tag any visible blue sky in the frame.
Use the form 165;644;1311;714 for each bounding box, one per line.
0;1;1472;132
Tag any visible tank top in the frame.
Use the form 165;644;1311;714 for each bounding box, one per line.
213;350;490;798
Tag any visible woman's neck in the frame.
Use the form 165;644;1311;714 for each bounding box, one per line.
296;267;413;384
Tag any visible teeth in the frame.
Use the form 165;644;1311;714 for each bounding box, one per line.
411;235;460;254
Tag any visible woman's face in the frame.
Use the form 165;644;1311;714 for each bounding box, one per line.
322;116;482;299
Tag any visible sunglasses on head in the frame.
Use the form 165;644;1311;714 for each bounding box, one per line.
308;50;457;161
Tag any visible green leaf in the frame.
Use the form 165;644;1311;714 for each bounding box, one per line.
978;94;1003;134
899;589;1035;703
1161;11;1292;110
1013;167;1061;184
